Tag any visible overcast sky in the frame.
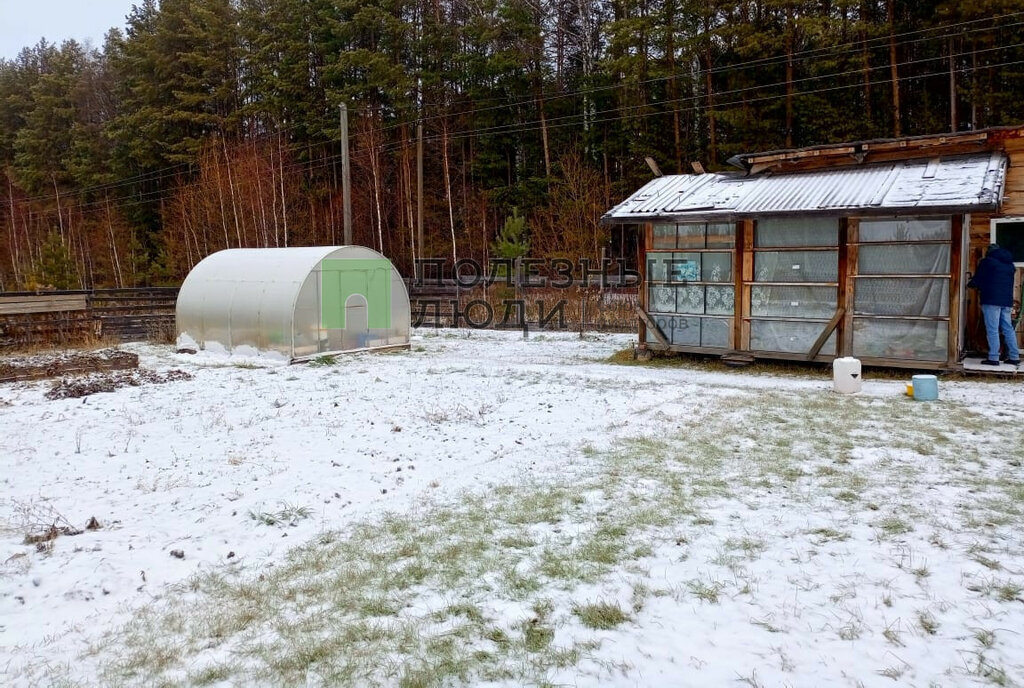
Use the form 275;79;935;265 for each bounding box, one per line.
0;1;135;60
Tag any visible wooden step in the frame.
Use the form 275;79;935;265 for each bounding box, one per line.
720;351;756;367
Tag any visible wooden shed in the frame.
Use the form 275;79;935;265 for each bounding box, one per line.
602;126;1024;370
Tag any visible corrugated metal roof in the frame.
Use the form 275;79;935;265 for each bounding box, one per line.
602;153;1007;223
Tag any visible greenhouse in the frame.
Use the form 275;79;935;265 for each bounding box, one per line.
176;246;410;361
603;126;1024;370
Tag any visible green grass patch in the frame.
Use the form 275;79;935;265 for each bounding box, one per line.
573;600;631;630
44;385;1024;688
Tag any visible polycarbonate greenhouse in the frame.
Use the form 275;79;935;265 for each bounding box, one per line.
176;246;410;361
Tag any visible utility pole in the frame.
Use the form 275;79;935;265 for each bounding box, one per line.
949;36;958;132
416;122;424;281
340;103;352;245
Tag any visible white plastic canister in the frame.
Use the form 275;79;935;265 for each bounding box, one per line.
832;356;863;394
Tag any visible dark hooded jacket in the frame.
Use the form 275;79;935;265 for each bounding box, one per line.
969;247;1017;307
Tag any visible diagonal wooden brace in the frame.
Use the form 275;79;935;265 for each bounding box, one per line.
635;306;670;347
807;307;845;360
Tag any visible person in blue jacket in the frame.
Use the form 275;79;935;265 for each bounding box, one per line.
968;244;1020;366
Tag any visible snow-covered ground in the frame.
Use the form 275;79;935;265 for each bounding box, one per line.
1;330;1023;687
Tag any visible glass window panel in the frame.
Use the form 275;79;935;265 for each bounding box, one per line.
993;220;1024;262
858;217;951;242
670;252;702;283
701;252;732;282
707;223;736;248
858;244;949;275
750;320;837;354
649;284;676;313
852;319;948;361
854;278;949;317
754;251;838;282
701;317;731;348
676;286;705;314
756;217;839;247
705;286;735;315
751;285;837;318
652;224;676;249
670;316;701;346
647;254;669;282
676;224;706;250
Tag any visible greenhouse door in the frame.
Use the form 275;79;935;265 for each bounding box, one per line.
320;259;392;352
344;294;369;349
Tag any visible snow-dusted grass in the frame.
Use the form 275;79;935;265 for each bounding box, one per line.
2;330;1024;686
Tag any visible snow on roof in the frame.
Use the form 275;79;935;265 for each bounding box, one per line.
602;153;1007;223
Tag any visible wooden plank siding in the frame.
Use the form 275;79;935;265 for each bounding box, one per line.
0;294;88;315
965;134;1024;353
0;289;178;348
999;137;1024;216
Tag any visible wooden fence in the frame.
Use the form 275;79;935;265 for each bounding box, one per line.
0;288;178;349
0;280;638;350
407;281;638;332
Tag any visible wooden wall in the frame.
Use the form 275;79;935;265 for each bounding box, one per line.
966;131;1024;353
0;288;178;349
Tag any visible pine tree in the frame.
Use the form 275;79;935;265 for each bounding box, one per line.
1;0;1024;288
108;0;241;168
33;231;79;290
238;0;330;138
491;208;530;261
11;41;86;194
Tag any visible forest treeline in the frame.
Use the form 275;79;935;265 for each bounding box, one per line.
1;0;1023;290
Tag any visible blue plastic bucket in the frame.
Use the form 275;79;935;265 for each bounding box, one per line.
912;374;939;401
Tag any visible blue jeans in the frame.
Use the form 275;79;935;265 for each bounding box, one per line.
981;304;1021;361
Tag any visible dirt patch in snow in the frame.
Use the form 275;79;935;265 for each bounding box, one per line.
0;349;139;384
45;369;193;400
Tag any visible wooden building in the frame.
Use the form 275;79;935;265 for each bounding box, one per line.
602;126;1024;369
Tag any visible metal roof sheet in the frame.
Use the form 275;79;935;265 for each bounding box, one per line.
602;153;1007;223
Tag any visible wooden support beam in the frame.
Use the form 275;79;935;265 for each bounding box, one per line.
840;218;858;356
948;215;964;366
644;342;948;370
861;133;986;152
739;220;754;350
637;223;651;347
744;146;857;166
749;162;780;175
836;218;849;357
807;307;846;360
635;306;670;347
733;221;745;351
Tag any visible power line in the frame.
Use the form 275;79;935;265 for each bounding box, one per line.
383;10;1024;134
381;41;1024;153
9;9;1022;208
6;24;1024;215
51;52;1024;222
